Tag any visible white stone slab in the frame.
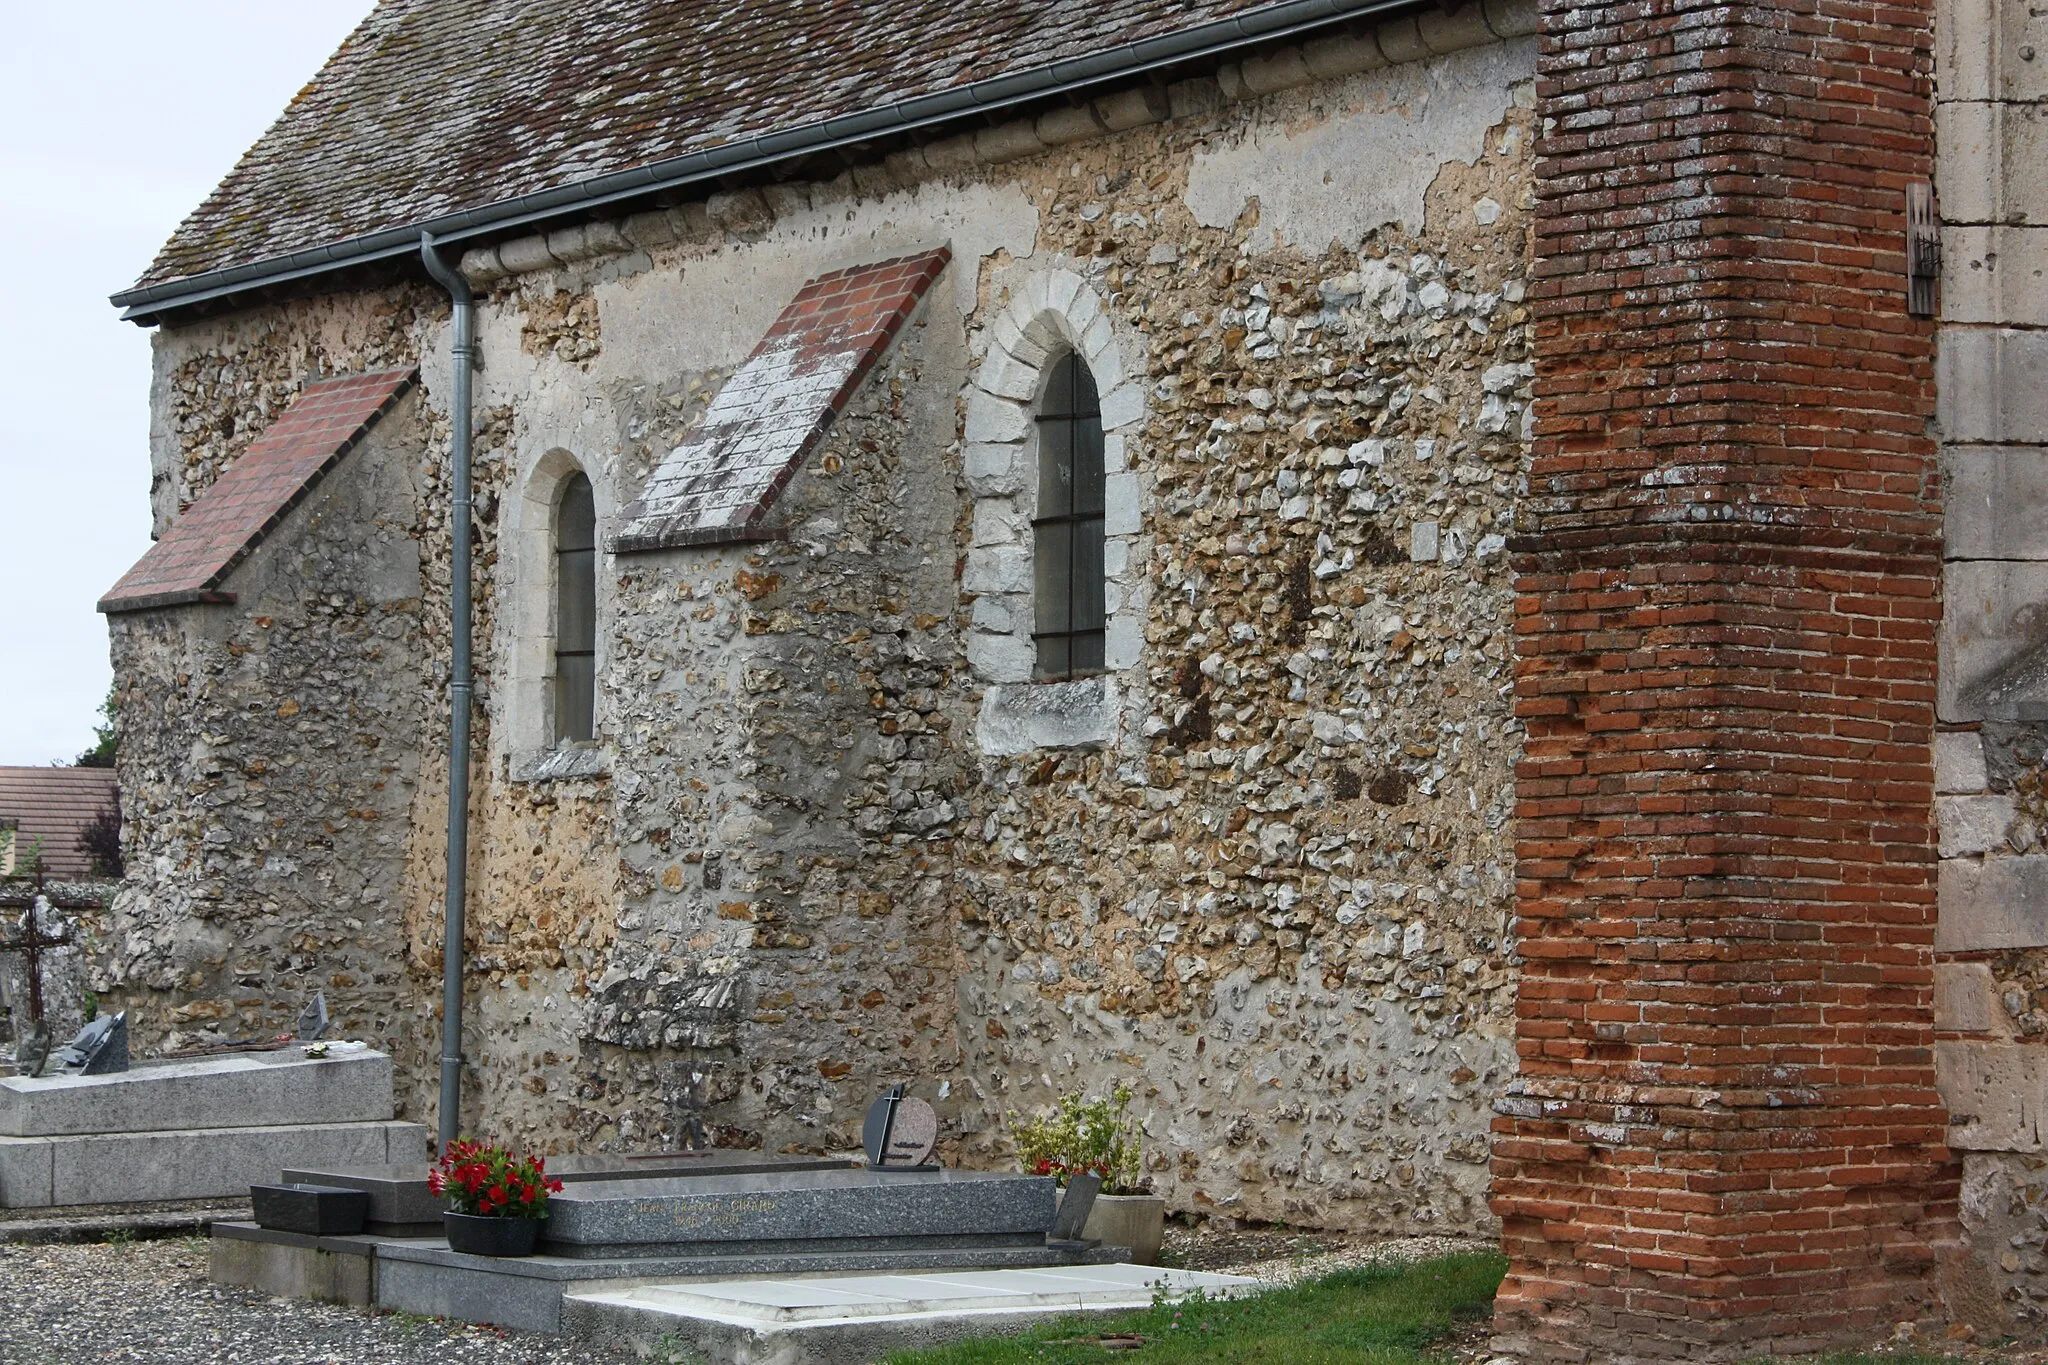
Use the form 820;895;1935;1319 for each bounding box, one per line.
575;1262;1259;1327
0;1049;396;1137
1939;793;2017;857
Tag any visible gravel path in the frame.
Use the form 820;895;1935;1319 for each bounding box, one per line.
0;1238;637;1365
0;1222;1484;1363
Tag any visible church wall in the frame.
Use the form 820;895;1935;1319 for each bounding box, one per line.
100;23;1539;1236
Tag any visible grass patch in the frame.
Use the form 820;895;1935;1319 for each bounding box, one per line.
885;1251;1506;1365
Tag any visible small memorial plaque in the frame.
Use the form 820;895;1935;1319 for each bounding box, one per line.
861;1085;939;1168
1048;1171;1101;1245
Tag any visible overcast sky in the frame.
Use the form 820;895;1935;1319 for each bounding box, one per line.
0;4;373;767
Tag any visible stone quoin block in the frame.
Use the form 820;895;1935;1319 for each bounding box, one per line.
1939;559;2048;721
1936;102;2048;226
1937;793;2017;857
1939;854;2048;949
1938;0;2048;103
1934;962;2010;1035
1937;1042;2048;1151
1936;731;1990;793
1944;442;2048;560
1940;226;2048;326
1939;328;2048;444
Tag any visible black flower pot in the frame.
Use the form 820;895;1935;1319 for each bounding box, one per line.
444;1211;542;1257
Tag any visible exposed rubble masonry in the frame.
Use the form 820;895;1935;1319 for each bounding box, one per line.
1491;0;1956;1359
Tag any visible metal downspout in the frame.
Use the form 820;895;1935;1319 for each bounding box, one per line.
420;233;473;1151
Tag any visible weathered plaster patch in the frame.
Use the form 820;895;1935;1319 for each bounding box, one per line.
1185;39;1531;254
593;179;1038;381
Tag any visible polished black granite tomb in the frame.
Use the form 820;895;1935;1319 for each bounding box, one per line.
282;1151;855;1234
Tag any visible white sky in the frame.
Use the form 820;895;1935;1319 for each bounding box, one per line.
0;3;373;766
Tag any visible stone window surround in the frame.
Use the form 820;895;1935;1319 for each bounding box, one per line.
501;446;613;782
964;268;1149;756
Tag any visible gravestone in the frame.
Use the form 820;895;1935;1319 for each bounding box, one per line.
55;1012;128;1075
1047;1172;1101;1246
77;1012;128;1075
296;992;328;1042
861;1085;938;1168
0;895;85;1061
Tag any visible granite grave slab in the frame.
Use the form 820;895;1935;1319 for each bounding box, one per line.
0;1047;395;1137
284;1151;856;1234
542;1168;1058;1260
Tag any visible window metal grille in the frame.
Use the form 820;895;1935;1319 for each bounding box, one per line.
1031;352;1106;679
554;473;597;743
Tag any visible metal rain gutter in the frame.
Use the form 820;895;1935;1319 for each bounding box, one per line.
418;232;475;1152
113;0;1425;322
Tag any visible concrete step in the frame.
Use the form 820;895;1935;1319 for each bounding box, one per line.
562;1264;1263;1364
0;1120;428;1208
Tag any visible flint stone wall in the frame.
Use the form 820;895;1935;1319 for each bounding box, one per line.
101;33;1537;1234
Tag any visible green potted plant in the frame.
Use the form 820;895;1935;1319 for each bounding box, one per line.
428;1139;563;1257
1009;1083;1165;1264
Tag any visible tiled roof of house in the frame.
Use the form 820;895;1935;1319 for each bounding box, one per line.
99;370;416;613
614;249;950;551
0;767;119;881
132;0;1290;292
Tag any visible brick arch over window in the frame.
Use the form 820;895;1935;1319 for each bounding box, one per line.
497;447;611;780
962;269;1148;756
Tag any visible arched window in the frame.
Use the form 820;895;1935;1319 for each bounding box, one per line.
554;473;596;743
1032;352;1106;679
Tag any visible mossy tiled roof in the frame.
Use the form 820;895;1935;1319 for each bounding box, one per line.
134;0;1289;292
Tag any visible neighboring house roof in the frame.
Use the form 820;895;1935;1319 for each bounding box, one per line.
124;0;1342;300
99;370;416;614
614;248;951;551
0;768;118;881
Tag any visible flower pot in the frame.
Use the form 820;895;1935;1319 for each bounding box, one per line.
1081;1192;1166;1265
444;1211;542;1257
